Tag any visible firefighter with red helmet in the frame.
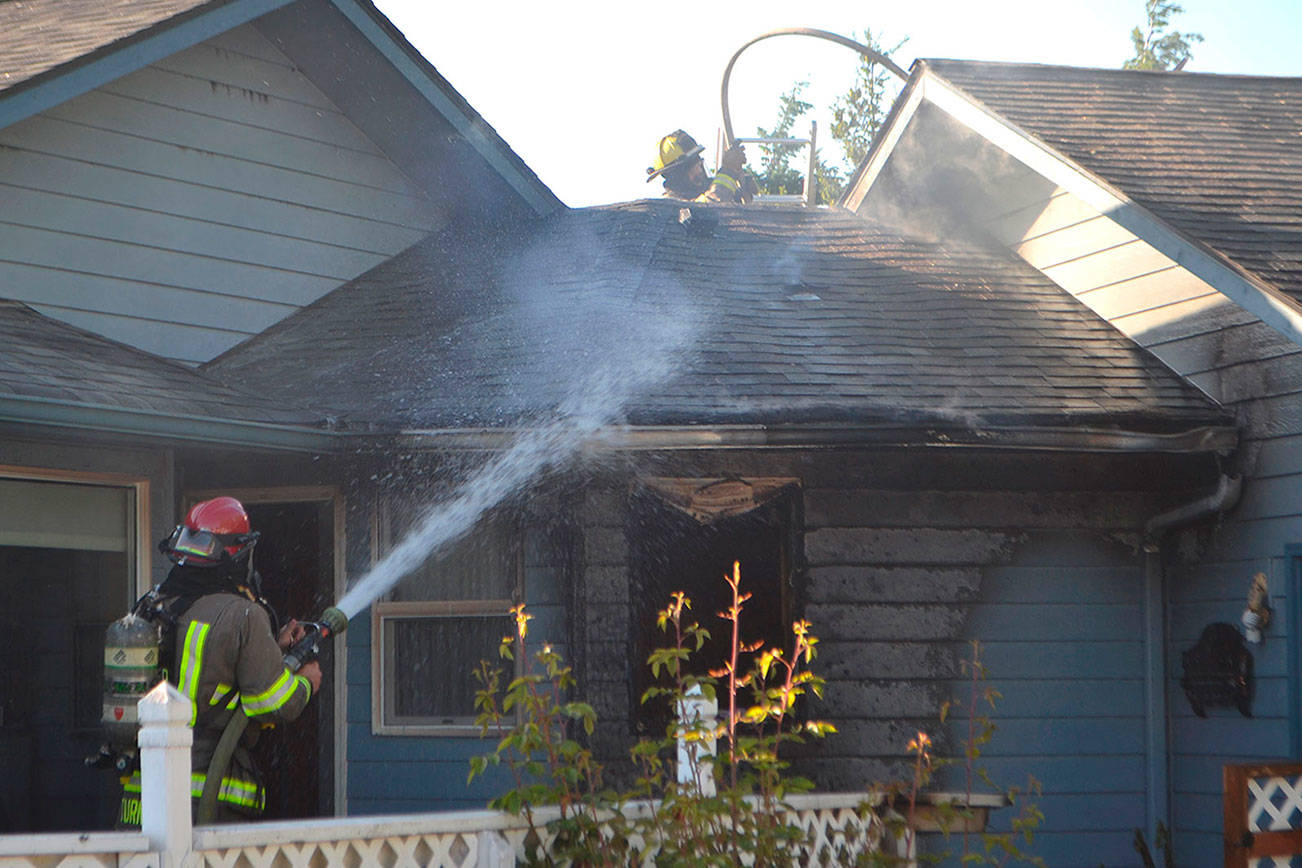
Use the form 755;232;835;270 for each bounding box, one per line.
647;129;757;203
118;497;321;826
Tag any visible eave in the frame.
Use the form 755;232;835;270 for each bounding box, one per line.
0;0;295;129
842;62;1302;361
0;394;342;453
392;422;1238;455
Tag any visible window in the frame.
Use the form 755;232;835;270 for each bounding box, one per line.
0;471;143;831
373;503;520;735
628;479;802;733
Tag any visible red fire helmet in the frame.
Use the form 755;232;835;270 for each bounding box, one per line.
161;496;258;566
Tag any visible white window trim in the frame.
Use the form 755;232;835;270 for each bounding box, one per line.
0;463;150;597
373;599;517;736
370;501;523;737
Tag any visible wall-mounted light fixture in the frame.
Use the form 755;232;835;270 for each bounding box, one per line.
1241;572;1271;644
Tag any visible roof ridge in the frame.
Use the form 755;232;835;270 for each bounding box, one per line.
921;57;1302;84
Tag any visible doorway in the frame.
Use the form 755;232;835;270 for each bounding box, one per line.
188;488;342;819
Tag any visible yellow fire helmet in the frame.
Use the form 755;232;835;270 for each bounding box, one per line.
646;129;705;182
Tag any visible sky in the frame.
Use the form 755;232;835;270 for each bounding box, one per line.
373;1;1302;207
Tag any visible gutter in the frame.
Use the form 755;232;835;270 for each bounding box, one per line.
0;395;343;453
1144;472;1242;544
394;422;1238;454
2;391;1239;457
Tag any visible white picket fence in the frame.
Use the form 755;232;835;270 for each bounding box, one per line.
0;683;998;868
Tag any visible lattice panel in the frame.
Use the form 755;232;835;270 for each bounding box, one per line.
496;803;889;866
194;833;478;868
1250;858;1302;868
793;805;890;866
1249;776;1302;833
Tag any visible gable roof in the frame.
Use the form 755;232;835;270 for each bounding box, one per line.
207;201;1231;450
921;60;1302;306
0;298;335;449
0;0;560;215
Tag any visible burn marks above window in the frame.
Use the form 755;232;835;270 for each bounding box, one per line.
627;478;803;733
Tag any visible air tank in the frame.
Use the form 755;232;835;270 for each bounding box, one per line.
102;613;161;750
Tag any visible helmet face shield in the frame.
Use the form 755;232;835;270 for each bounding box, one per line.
162;524;258;566
173;526;223;561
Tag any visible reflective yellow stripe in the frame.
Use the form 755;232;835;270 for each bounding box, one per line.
126;771;265;812
178;621;210;726
240;668;301;716
189;771;266;811
295;674;312;702
712;171;740;192
209;682;239;708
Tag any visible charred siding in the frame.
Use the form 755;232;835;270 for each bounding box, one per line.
572;448;1206;864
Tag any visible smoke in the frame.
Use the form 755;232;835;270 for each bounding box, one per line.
335;215;700;619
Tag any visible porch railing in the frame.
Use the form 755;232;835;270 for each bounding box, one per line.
1224;762;1302;867
0;683;999;868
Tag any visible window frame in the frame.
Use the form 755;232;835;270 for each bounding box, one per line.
0;463;149;597
370;499;523;737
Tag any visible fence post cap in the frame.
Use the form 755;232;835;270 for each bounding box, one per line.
139;681;192;725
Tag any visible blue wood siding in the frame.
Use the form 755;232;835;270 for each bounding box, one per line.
1146;305;1302;865
802;480;1155;868
0;25;445;364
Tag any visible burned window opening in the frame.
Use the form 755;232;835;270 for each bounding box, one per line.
628;483;802;734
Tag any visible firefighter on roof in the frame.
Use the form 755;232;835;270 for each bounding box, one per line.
118;496;322;826
647;129;756;203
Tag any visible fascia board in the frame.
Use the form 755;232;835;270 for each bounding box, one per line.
0;0;295;129
0;395;342;453
915;70;1302;350
328;0;563;217
840;71;927;211
393;423;1237;455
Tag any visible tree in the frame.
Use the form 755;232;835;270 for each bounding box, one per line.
828;28;909;169
1123;0;1203;70
749;29;905;204
752;82;816;198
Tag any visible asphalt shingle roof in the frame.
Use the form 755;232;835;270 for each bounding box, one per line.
207;201;1226;433
924;59;1302;304
0;298;317;425
0;0;216;95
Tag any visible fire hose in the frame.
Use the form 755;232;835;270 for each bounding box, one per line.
196;606;348;824
718;27;909;149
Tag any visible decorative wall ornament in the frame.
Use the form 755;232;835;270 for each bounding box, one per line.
1180;622;1253;718
1241;571;1272;644
636;477;799;524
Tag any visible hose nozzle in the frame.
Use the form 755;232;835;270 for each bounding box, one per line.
283;606;349;672
321;606;348;636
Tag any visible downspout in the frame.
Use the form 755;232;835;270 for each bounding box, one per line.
1139;473;1242;845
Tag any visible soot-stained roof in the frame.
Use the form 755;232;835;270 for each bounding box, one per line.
0;0;216;96
925;59;1302;304
206;201;1226;435
0;298;317;426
